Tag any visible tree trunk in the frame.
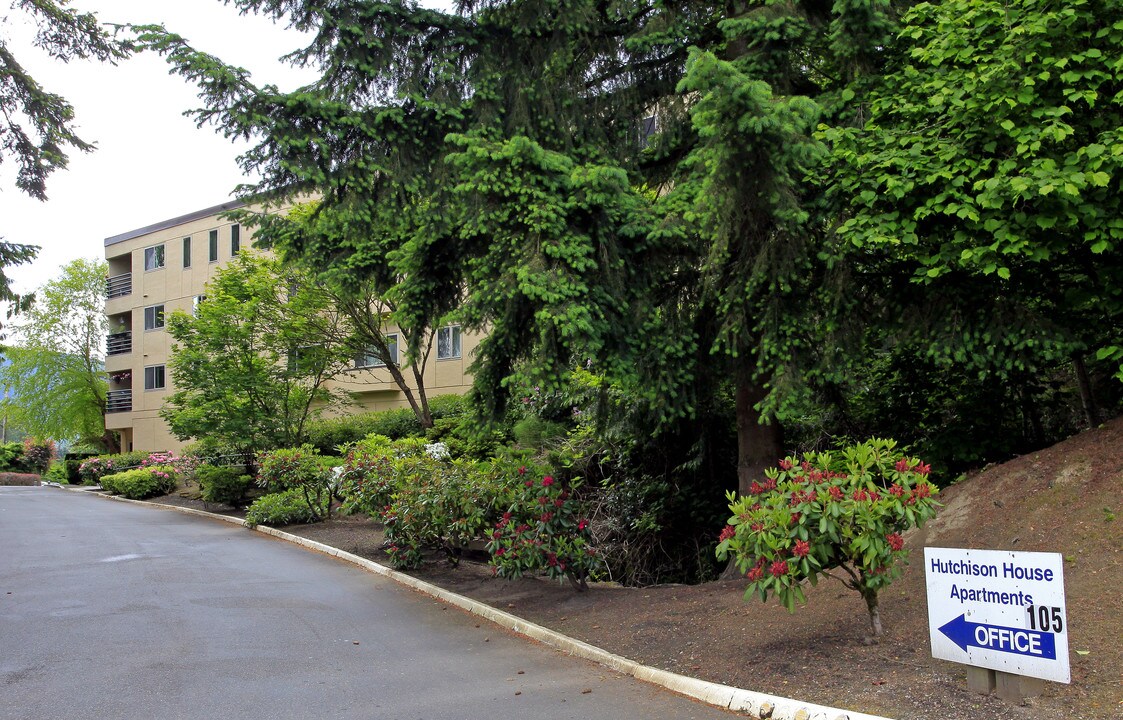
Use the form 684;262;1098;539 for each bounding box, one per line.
722;371;784;579
735;375;784;497
863;587;883;639
1072;354;1101;427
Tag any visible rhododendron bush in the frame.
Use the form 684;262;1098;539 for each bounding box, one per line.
487;471;599;591
716;439;939;637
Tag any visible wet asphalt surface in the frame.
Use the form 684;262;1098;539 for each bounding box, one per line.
0;487;739;719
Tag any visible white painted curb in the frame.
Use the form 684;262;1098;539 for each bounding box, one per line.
58;485;892;720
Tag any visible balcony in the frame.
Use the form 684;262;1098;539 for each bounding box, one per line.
106;331;132;356
106;273;132;298
106;390;132;414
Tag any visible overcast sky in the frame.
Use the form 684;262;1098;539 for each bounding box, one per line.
1;0;322;295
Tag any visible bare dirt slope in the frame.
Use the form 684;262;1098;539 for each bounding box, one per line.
161;417;1123;719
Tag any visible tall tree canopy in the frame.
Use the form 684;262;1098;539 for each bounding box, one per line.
0;258;111;448
140;0;908;492
825;0;1123;416
1;0;132;200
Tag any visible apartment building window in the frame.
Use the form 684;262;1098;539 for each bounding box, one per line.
144;364;166;390
354;335;398;368
231;224;241;255
143;304;165;331
183;237;192;268
437;325;461;359
209;229;219;262
144;244;165;271
192;295;206;316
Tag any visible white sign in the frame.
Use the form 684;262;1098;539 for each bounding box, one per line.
924;547;1070;684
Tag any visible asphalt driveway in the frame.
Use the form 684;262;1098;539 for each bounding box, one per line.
0;487;738;719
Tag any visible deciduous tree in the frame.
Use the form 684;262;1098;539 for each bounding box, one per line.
162;252;352;454
0;258;112;448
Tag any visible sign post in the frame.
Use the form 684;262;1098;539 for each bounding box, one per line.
924;547;1070;700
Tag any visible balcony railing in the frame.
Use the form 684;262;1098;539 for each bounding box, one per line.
106;390;132;414
106;273;132;298
106;331;132;356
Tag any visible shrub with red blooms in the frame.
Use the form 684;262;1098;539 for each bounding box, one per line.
486;474;600;591
716;438;940;638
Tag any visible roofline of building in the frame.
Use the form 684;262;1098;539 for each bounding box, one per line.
104;199;248;248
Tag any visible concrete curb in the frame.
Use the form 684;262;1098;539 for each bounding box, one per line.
55;485;892;720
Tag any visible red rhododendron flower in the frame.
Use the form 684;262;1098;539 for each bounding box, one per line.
895;458;910;473
578;519;588;531
542;475;554;486
751;522;764;532
495;547;506;557
778;458;793;471
718;524;735;542
914;483;932;498
749;481;764;495
889;484;905;497
554;499;564;508
793;540;810;558
769;560;790;577
524;480;534;487
915;462;931;476
828;485;844;501
886;532;904;551
518;466;527;475
747;566;764;582
852;488;869;502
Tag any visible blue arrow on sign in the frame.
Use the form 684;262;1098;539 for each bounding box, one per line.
938;614;1057;660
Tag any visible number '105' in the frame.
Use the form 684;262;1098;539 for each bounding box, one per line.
1026;604;1064;633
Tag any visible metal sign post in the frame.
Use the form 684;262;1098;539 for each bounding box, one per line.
924;547;1070;701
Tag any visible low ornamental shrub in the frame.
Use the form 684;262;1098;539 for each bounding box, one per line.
486;470;599;591
98;466;177;499
381;456;508;569
0;442;26;472
244;488;324;528
0;472;40;486
336;435;398;516
44;462;70;483
716;438;940;638
78;451;151;485
22;437;56;474
196;465;253;507
256;446;332;520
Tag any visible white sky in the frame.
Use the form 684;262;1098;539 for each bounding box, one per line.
0;0;321;296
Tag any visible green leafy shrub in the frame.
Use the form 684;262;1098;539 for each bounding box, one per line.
381;457;511;569
716;438;940;637
0;442;26;472
44;461;69;483
197;465;253;507
78;451;150;484
487;470;599;590
0;472;39;486
256;446;332;520
305;397;469;455
336;435;398;516
99;466;177;499
21;437;56;474
244;488;325;528
63;449;100;483
512;417;568;449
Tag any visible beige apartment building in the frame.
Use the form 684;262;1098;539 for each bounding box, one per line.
104;201;478;452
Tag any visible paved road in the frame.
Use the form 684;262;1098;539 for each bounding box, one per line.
0;487;739;720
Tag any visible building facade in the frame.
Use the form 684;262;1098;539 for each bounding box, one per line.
104;202;477;452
